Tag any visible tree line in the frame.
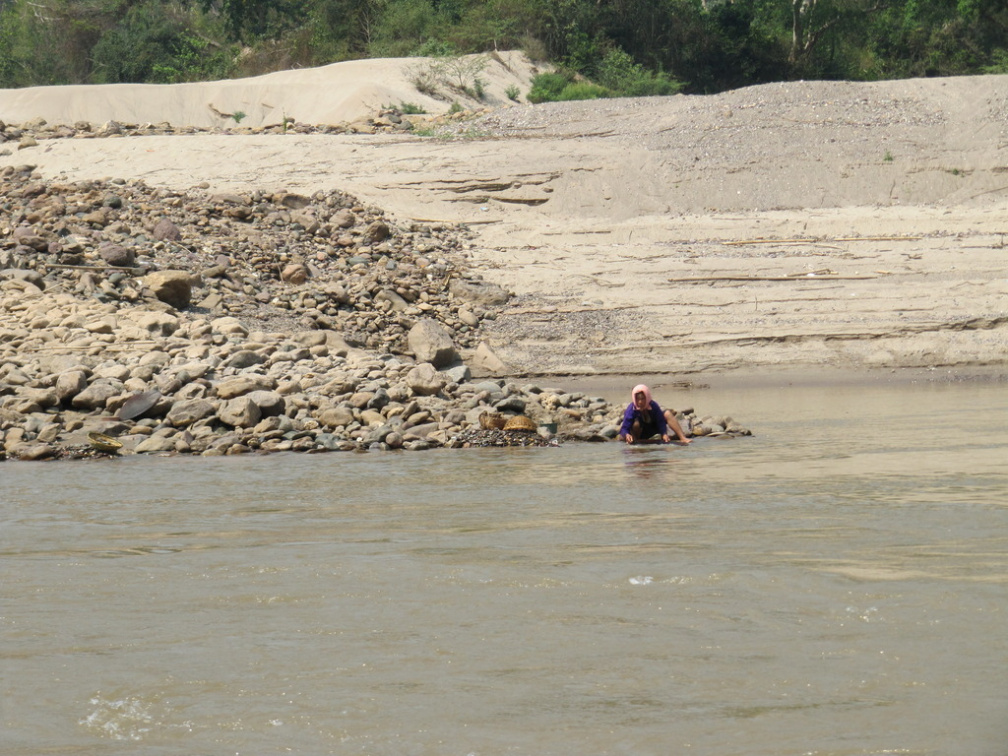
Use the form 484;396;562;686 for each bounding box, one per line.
0;0;1005;95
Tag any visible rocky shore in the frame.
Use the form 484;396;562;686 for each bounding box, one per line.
0;105;471;145
0;153;749;461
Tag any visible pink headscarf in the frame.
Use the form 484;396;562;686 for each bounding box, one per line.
631;384;652;405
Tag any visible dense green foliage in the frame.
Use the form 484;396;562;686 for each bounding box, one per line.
0;0;1005;92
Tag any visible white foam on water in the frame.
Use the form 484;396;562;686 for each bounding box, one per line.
79;693;194;741
80;694;153;741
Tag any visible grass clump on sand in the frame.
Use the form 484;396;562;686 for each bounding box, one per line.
528;49;682;104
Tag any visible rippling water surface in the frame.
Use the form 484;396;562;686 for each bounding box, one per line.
3;379;1007;755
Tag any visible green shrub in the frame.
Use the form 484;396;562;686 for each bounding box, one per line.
619;76;683;97
470;75;486;100
527;71;610;103
597;47;683;97
981;50;1008;74
411;39;457;58
555;81;609;101
526;72;572;103
409;53;488;100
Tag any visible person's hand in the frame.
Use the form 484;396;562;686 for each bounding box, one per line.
662;434;671;443
624;434;634;444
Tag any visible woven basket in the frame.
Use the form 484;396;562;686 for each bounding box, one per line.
503;415;537;432
88;432;123;454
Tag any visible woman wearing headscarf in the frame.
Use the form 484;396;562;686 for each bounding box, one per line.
618;384;692;445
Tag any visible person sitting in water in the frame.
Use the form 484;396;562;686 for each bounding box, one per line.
618;384;692;445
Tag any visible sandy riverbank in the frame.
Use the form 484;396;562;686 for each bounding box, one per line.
2;53;1006;381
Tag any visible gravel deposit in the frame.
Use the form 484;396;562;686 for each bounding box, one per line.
0;157;749;461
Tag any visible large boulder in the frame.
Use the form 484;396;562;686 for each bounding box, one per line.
135;434;181;454
318;373;356;396
330;209;356;228
70;379;122;410
152;218;182;242
11;226;48;251
166;398;216;427
211;316;248;337
54;370;89;403
448;277;511;306
133;311;179;336
143;270;193;309
215;375;277;400
223;350;264;369
246;390;285;418
98;242;135;268
1;268;45;290
280;264;309;284
218;396;261;428
317;405;355;429
363;220;391;244
408;319;458;368
16;387;59;411
406;363;446;397
469;341;510;377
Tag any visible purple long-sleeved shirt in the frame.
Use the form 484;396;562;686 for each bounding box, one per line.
619;400;668;438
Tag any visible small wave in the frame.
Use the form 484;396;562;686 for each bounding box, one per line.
80;695;153;741
79;693;193;741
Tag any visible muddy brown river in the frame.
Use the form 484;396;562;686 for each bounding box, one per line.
3;377;1006;755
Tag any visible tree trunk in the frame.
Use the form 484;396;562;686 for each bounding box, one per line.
790;0;814;64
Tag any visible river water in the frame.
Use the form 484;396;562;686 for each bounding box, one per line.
3;376;1007;756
